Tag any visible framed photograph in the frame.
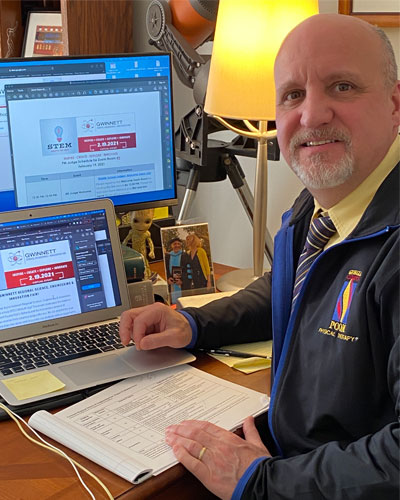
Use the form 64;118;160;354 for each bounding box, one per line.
338;0;400;27
161;223;215;305
23;12;64;57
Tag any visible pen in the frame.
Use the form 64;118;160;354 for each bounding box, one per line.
200;349;271;359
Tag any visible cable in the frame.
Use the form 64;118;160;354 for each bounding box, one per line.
0;402;114;500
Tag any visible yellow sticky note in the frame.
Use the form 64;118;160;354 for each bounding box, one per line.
2;370;65;400
153;207;169;220
210;340;273;374
232;357;271;374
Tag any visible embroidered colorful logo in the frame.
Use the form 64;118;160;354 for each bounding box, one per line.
318;270;362;342
332;270;361;324
326;269;362;340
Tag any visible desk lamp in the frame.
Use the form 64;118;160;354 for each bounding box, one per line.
204;0;318;290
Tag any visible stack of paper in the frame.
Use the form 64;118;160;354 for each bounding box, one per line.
29;364;269;484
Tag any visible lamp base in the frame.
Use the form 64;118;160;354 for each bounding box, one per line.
216;267;270;292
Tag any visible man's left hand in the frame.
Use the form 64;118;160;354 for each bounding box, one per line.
165;416;270;499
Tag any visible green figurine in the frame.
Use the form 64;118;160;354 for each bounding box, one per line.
122;209;155;280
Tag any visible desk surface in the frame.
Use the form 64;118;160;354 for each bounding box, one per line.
0;263;270;500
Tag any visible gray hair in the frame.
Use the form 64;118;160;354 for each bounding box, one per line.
371;25;398;88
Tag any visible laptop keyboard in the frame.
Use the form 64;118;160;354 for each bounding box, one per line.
0;321;127;376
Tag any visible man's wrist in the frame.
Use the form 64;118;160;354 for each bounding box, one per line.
178;310;198;348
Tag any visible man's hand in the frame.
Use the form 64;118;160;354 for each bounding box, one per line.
119;302;192;350
165;417;271;499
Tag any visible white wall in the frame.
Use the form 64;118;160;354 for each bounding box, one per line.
132;0;400;268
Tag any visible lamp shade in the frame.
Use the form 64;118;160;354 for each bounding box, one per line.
204;0;319;121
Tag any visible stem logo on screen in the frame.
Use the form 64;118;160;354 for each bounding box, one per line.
40;117;78;155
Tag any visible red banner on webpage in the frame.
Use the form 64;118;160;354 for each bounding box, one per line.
78;133;137;152
5;262;75;289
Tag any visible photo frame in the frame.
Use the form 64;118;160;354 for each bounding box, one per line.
161;223;215;305
338;0;400;27
22;11;64;57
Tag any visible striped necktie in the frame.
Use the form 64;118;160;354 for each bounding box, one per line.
292;214;336;307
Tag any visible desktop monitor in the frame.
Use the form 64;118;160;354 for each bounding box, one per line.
0;53;177;213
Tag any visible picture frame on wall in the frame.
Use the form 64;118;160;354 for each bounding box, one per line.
22;11;64;57
338;0;400;27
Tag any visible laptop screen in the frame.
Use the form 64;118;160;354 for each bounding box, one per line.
0;208;121;330
0;53;177;212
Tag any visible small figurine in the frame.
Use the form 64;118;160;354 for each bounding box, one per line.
122;209;156;280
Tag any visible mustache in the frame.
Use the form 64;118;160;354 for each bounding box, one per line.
289;127;352;150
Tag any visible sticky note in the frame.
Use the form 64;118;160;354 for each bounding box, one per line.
2;370;65;400
232;357;271;374
209;340;273;374
153;207;169;220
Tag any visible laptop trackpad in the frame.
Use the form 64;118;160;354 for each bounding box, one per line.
59;355;132;385
59;347;194;386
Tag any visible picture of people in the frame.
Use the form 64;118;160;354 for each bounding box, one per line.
161;223;215;305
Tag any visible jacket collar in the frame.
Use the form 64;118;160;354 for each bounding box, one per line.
289;189;313;226
349;161;399;238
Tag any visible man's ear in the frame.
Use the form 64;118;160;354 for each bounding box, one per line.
391;81;400;128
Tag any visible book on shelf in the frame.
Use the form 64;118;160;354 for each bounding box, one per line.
29;364;269;484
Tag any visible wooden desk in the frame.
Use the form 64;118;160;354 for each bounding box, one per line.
0;264;270;500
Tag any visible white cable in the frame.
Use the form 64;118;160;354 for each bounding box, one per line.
0;403;113;499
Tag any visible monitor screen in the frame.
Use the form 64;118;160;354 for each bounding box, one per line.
0;207;121;330
0;53;177;213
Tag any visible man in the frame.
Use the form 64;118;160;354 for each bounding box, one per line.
164;237;191;304
119;14;399;499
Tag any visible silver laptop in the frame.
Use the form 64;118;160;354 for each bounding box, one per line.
0;199;194;406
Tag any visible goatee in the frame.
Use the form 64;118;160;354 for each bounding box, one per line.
289;127;354;189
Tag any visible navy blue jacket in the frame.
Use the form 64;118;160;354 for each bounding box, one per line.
184;164;399;499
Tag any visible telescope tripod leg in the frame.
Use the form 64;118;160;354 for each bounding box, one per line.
177;166;200;223
176;156;273;265
224;155;273;265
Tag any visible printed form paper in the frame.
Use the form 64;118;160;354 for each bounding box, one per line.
29;364;269;483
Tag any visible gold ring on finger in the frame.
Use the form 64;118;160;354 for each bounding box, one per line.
198;446;207;461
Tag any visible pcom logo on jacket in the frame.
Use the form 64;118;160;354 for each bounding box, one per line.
318;270;362;342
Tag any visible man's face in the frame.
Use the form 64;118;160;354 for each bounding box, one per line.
171;240;182;252
274;17;399;200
